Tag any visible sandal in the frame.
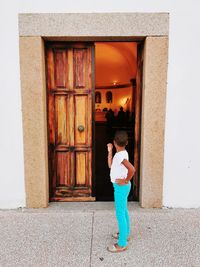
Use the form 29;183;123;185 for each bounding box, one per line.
112;232;131;241
107;243;128;253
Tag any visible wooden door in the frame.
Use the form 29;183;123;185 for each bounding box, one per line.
133;43;143;200
46;42;95;201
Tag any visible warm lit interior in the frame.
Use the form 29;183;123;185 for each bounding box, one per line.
95;42;137;200
95;42;137;121
95;42;137;85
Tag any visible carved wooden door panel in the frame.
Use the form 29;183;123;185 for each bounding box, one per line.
46;42;95;201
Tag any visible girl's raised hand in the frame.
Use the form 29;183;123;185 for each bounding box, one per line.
107;143;113;152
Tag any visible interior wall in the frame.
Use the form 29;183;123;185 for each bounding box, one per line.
95;42;137;86
95;87;133;114
94;42;136;121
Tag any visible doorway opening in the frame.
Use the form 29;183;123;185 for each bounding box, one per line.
45;40;142;202
94;42;141;201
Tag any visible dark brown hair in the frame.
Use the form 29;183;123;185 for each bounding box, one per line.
114;130;128;147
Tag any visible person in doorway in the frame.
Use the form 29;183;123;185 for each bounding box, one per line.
107;130;135;253
125;108;130;126
117;106;126;126
105;108;115;126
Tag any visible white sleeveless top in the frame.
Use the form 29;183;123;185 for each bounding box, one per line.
110;150;129;183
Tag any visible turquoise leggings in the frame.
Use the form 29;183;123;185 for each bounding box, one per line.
113;181;132;247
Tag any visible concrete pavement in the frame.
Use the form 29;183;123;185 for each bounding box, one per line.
0;202;200;267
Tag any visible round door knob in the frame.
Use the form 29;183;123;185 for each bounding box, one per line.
78;125;85;132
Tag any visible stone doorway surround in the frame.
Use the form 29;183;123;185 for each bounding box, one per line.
18;13;169;208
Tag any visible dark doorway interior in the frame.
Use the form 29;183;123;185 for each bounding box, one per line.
95;118;135;201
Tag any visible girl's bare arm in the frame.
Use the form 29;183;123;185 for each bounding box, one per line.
107;143;113;168
122;159;135;182
115;159;136;184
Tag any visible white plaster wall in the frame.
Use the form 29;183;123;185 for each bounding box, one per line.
0;0;200;208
